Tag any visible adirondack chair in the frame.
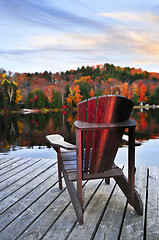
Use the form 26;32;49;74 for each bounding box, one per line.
46;95;143;224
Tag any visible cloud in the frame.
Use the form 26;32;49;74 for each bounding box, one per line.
96;10;159;59
26;33;109;52
1;27;159;62
98;11;159;24
134;59;159;66
0;0;100;30
120;30;159;57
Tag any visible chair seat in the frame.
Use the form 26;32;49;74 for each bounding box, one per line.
61;149;123;181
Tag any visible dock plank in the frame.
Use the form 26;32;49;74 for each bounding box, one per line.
0;156;15;165
93;184;127;240
120;166;148;240
0;176;61;239
42;180;109;240
0;157;22;170
65;180;117;240
0;158;40;182
146;167;159;240
0;168;58;229
0;157;34;175
0;157;158;240
0;158;54;193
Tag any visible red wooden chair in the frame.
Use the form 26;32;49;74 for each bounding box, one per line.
46;95;143;224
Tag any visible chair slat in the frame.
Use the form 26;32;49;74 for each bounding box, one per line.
97;96;125;171
84;97;97;172
89;96;108;173
93;96;117;173
113;96;134;122
78;100;87;165
111;95;126;122
78;100;87;121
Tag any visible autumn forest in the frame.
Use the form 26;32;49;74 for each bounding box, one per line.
0;63;159;112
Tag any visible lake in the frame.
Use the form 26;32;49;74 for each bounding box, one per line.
0;108;159;166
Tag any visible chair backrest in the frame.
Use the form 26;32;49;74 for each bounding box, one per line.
77;95;134;174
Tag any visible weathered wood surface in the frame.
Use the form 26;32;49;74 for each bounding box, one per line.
0;156;158;240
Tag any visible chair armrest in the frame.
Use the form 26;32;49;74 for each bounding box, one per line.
46;134;77;150
74;119;136;130
122;134;141;146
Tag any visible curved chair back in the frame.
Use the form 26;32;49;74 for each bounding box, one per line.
78;95;134;173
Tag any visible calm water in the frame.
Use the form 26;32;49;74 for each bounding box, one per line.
0;109;159;166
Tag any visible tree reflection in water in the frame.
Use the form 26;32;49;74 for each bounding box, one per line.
0;109;159;155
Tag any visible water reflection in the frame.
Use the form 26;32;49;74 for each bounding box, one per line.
132;109;159;140
0;111;76;152
0;109;159;164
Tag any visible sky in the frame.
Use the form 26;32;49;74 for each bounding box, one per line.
1;0;159;74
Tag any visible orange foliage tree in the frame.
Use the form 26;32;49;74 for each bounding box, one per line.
121;82;129;97
138;83;147;102
43;85;54;103
89;88;94;98
66;84;83;108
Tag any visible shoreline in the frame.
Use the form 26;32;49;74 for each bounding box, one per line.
0;105;159;115
133;104;159;109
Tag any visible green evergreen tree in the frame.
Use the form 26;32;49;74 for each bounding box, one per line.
78;82;90;100
51;89;62;108
131;93;139;105
36;90;46;108
150;86;159;105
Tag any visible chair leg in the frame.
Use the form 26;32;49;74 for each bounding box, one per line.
57;148;62;189
105;177;110;184
115;126;143;215
114;175;143;215
62;164;83;224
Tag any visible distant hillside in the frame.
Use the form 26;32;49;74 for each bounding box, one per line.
0;63;159;110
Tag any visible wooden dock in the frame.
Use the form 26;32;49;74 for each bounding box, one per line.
0;156;158;240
